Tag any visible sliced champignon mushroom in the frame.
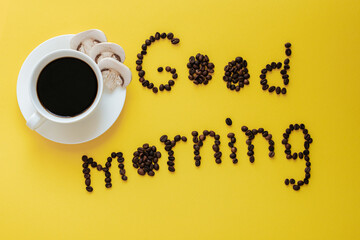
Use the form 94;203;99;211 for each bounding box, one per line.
70;29;107;55
89;42;126;64
98;58;132;90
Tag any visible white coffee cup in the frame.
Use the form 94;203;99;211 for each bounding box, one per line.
26;49;103;130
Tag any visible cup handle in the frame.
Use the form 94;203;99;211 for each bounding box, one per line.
26;111;46;130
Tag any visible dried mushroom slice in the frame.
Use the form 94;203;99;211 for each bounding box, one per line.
98;58;132;90
70;29;107;55
89;42;126;64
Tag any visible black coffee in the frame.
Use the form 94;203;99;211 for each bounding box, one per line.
37;57;98;117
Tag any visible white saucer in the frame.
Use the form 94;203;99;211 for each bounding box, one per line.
17;34;126;144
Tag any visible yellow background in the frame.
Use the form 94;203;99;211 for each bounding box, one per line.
0;0;359;239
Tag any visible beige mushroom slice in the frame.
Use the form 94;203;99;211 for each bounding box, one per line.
89;42;126;64
98;58;132;90
70;29;107;55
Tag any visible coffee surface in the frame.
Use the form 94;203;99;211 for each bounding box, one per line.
37;57;98;117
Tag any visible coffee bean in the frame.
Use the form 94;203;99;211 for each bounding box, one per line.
269;151;275;158
285;49;292;56
153;87;158;93
82;155;88;162
269;86;275;92
138;168;145;175
241;126;248;132
168;80;175;86
212;145;219;152
121;175;128;181
160;135;168;142
160;32;166;38
181;136;187;142
158;67;163;72
85;178;91;186
105;183;112;188
284;58;290;64
86;186;93;192
285;42;291;48
225;118;232;126
174;135;181;142
265;134;272;140
285;179;290;185
281;88;287;94
154;163;159;170
249;156;255;163
155;32;160;40
293;185;300;191
171;38;180;44
276;87;281;94
168;166;175;172
159;84;164;91
290;178;295;184
227;133;235;138
167;32;174;40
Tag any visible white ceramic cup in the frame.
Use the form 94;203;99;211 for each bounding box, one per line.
26;49;103;130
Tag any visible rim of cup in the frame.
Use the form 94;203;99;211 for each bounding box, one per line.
29;49;103;124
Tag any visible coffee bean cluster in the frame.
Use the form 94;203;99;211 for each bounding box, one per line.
227;133;238;164
82;152;127;192
223;57;250;91
283;123;312;191
132;144;161;176
157;66;178;92
187;53;215;85
241;126;275;163
192;130;222;166
115;152;128;181
260;42;292;94
160;134;187;172
136;32;180;93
